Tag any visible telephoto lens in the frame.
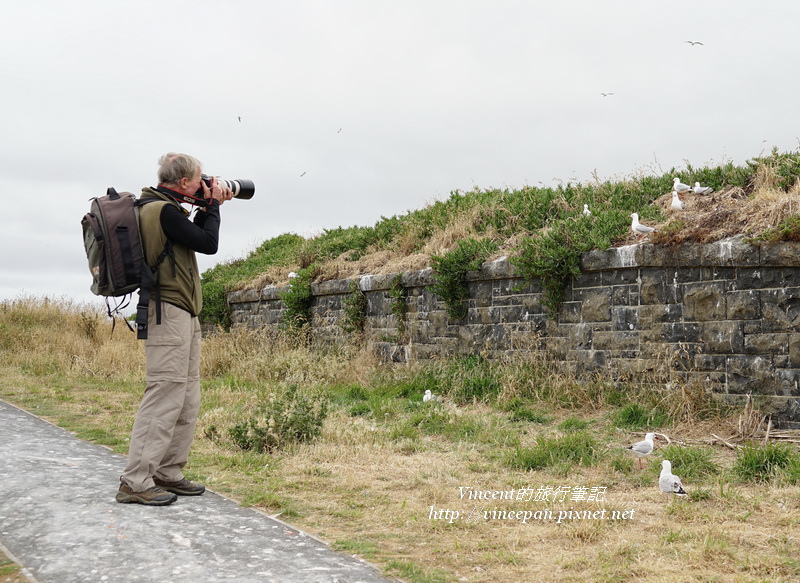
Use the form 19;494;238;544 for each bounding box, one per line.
198;175;255;200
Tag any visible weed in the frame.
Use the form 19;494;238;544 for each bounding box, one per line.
558;417;590;432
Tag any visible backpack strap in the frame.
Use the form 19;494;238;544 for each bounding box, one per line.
134;198;174;340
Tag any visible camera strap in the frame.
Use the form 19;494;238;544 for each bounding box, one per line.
154;185;209;208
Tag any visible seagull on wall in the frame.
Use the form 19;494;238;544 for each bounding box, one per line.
631;213;657;240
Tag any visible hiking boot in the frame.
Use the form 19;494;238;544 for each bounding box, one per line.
153;476;205;496
116;482;177;506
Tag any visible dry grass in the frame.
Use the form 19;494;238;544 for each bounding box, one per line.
2;300;800;582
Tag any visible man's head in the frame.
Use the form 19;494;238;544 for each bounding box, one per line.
157;152;203;198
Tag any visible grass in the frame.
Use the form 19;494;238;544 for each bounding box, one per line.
4;298;800;582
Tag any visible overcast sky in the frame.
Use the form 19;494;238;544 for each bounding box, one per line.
2;1;798;309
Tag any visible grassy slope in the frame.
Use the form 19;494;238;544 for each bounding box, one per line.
200;149;800;326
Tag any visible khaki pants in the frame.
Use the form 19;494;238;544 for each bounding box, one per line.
121;302;201;491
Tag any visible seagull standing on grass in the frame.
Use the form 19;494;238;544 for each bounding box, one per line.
692;181;714;194
673;177;692;193
671;191;685;211
631;213;656;240
423;390;440;403
582;204;592;216
659;460;688;496
626;432;655;468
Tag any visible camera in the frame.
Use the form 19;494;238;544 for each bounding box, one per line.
197;174;255;200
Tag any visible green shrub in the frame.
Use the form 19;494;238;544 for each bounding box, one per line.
388;273;407;340
658;445;721;480
229;384;328;452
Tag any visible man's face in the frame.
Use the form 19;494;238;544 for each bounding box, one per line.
176;169;203;197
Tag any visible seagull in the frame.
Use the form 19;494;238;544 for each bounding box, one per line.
601;92;614;97
631;213;657;239
670;191;685;211
423;389;440;403
673;177;692;193
659;460;688;496
582;204;592;216
337;128;342;133
685;40;704;46
692;181;714;195
237;116;242;122
300;172;306;177
626;432;655;468
288;272;299;279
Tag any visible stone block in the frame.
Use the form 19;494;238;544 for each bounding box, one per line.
701;236;759;266
745;333;789;355
578;288;612;322
683;283;726;321
592;331;639;351
727;290;761;320
700;321;743;354
612;307;639;331
725;355;776;395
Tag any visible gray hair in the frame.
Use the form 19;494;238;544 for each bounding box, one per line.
157;152;202;186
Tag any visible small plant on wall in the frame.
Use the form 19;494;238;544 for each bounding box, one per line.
429;238;497;321
389;273;407;342
279;265;316;336
341;279;368;334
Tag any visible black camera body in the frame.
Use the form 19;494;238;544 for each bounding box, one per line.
197;174;255;200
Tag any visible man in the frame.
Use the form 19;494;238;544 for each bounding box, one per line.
116;152;233;506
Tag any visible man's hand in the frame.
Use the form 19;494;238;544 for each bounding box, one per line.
201;177;234;206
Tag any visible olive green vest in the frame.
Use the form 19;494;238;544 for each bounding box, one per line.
138;187;203;316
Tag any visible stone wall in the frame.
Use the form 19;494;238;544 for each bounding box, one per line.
227;235;800;424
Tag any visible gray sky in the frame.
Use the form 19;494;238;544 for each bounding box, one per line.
2;1;798;308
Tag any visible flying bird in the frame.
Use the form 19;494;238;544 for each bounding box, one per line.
671;191;685;211
337;128;342;133
626;432;655;468
692;181;714;195
659;460;688;496
673;177;692;193
300;172;306;177
601;92;614;97
631;213;657;239
237;116;242;122
685;40;704;46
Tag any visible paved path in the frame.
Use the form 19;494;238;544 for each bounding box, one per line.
0;400;398;583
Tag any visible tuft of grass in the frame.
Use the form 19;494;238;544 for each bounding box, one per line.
732;442;800;483
658;445;721;481
613;402;670;430
506;431;601;471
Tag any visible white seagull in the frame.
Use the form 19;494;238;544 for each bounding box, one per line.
423;389;440;403
631;213;656;239
659;460;688;496
685;40;704;46
673;177;692;193
670;191;685;211
582;204;592;216
692;181;714;195
626;432;655;468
